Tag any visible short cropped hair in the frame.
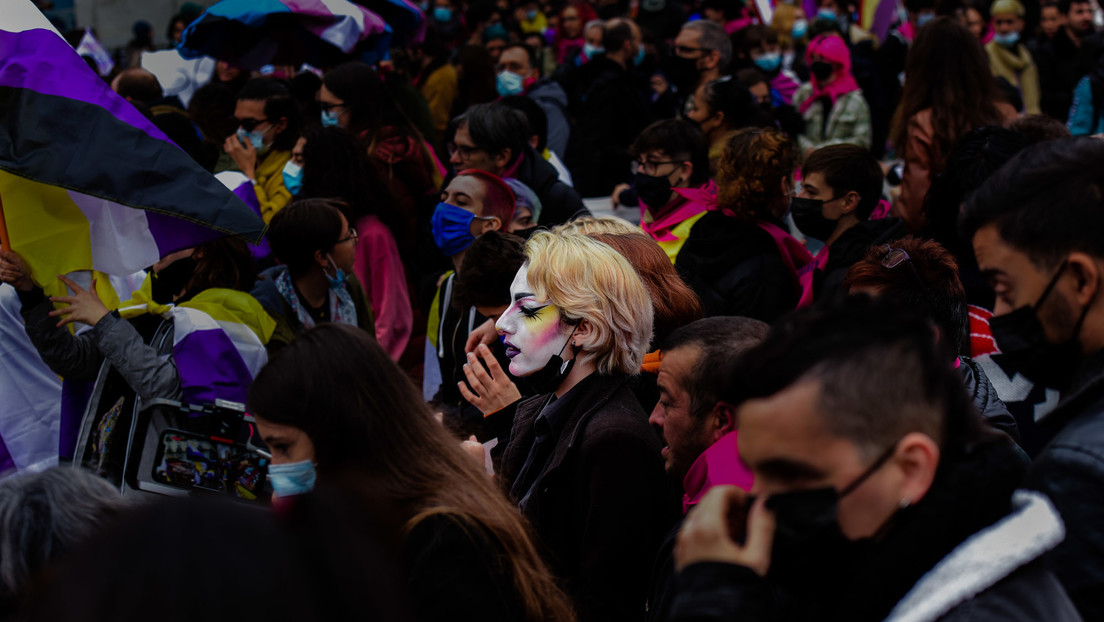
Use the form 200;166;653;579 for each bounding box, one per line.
1009;114;1072;144
843;236;969;355
629;119;711;187
960;137;1104;270
1058;0;1092;14
663;317;769;419
113;68;163;103
602;19;635;52
267;199;346;277
455;168;517;226
737;24;779;53
454;231;527;309
524;231;654;374
681;20;733;67
728;295;980;459
454;102;532;167
501;42;538;73
237;77;300;151
499;94;549;151
802;144;885;219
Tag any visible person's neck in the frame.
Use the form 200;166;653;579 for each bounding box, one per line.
450;252;465;274
699;67;722;87
1080;303;1104;356
826;214;860;246
607;51;629;68
555;356;597;398
293;270;329;309
1065;24;1085;45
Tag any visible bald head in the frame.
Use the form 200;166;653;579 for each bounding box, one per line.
111;68;163;104
603;18;641;67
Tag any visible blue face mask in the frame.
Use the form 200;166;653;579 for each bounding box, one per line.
433;6;453;22
267;459;316;498
282;160;303;195
633;43;646;66
754;51;783;72
792;19;809;39
484;22;508;40
916;11;935;27
326;256;347;287
583;43;604;59
526;9;538;20
817;8;837;20
236;127;265;151
993;30;1020;46
497;70;526;96
321;109;340;127
432;202;482;256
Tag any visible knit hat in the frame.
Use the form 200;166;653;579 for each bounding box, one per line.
990;0;1025;17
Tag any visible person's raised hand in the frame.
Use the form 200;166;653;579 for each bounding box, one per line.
465;318;498;354
650;73;669;97
458;344;522;416
0;249;35;292
48;274;110;328
675;486;776;576
460;435;488;470
223;133;257;180
610;183;632;209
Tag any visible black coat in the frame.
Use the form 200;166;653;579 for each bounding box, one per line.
817;217;908;299
500;373;677;621
514;144;589;227
1024;349;1104;620
675;212;799;323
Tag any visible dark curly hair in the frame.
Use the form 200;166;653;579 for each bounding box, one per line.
715;126;798;223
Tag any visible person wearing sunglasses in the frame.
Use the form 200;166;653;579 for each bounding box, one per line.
222;78;301;223
252;199;376;351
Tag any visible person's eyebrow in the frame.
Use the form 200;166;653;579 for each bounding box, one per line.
979;267;1006;280
754;457;828;481
513;291;536;302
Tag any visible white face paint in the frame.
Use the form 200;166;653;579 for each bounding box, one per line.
495;264;573;377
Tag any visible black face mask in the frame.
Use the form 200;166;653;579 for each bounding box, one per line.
765;440;900;590
664;55;700;93
526;324;579;395
810;60;834;83
633;171;680;211
990;261;1093;391
150;256;197;304
790;196;840;242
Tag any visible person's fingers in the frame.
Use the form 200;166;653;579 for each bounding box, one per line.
457;379;482;405
741;496;777;576
477;344;505;380
465;331;482;354
48;296;76;306
55;314;77;328
55;273;84;293
467;352;494;385
462;362;487;395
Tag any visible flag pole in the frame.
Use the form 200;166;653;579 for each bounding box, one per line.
0;192;9;252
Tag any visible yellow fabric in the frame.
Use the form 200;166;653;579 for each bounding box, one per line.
425;270;454;350
420;64;459;136
253;149;292;224
118;277;275;345
986;41;1041;115
652;211;708;264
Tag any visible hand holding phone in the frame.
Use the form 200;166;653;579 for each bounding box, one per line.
674;486;776;576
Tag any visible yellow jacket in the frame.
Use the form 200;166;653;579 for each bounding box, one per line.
420;64;459;136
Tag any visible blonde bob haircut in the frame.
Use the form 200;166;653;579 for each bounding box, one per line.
552;216;638;236
524;230;654;375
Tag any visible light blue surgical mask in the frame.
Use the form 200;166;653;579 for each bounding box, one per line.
583;43;604;59
754;51;783;72
432;202;482;256
236;127;265;151
497;70;526;96
792;19;809;39
320;109;340;127
817;8;837;20
326;256;348;288
282;160;303;195
267;459;316;497
633;43;646;66
526;9;538;20
916;11;935;27
433;6;453;22
993;31;1020;47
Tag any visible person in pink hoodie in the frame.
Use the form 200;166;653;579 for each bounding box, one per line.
643;316;768;622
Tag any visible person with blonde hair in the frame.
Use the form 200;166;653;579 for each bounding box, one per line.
494;230;675;621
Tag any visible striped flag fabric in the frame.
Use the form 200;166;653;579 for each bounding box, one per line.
0;0;265;296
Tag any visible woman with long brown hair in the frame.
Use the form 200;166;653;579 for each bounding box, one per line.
246;323;575;622
890;17;1017;232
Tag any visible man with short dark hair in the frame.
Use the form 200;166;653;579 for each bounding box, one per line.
791;144;906;298
450;102;587;226
961;136;1104;619
111;68;210;170
670;296;1078;622
495;43;571;158
644;316;769;622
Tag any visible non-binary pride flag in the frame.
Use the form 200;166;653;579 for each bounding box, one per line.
0;0;265;292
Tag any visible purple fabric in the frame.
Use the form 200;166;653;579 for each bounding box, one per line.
871;0;900;42
0;28;172;146
282;0;388;38
0;432;14;474
144;208;229;257
173;326;254;405
230;181;271;261
59;378;94;460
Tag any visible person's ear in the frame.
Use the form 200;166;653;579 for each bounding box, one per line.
570;318;593;349
273;116;288;136
676;161;693;185
313;248;329;269
704;49;721;69
709;401;739;441
1067;252;1101;307
529;135;540;149
893;432;940;507
712;110;726;128
840;191;861;216
477;217;502;235
493;147;513;171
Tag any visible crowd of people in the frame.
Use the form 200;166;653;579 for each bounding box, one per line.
4;0;1104;619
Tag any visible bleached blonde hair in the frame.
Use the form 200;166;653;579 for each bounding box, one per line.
552;216;638;236
524;231;653;374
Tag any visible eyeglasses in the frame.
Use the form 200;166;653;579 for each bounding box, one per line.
336;227;358;246
448;143;487;160
674;45;709;56
633;159;682;176
319;102;347;113
235;117;270;132
880;245;938;314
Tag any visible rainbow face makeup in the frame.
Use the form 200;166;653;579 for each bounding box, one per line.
496;264;572;377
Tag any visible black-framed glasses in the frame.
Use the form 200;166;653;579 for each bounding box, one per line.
880;245;938;313
674;45;709;56
319;102;347;113
448;143;487;160
634;159;682;176
335;226;358;246
235;117;270;132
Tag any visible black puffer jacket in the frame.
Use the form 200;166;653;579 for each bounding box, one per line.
960;356;1021;443
513;144;588;227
